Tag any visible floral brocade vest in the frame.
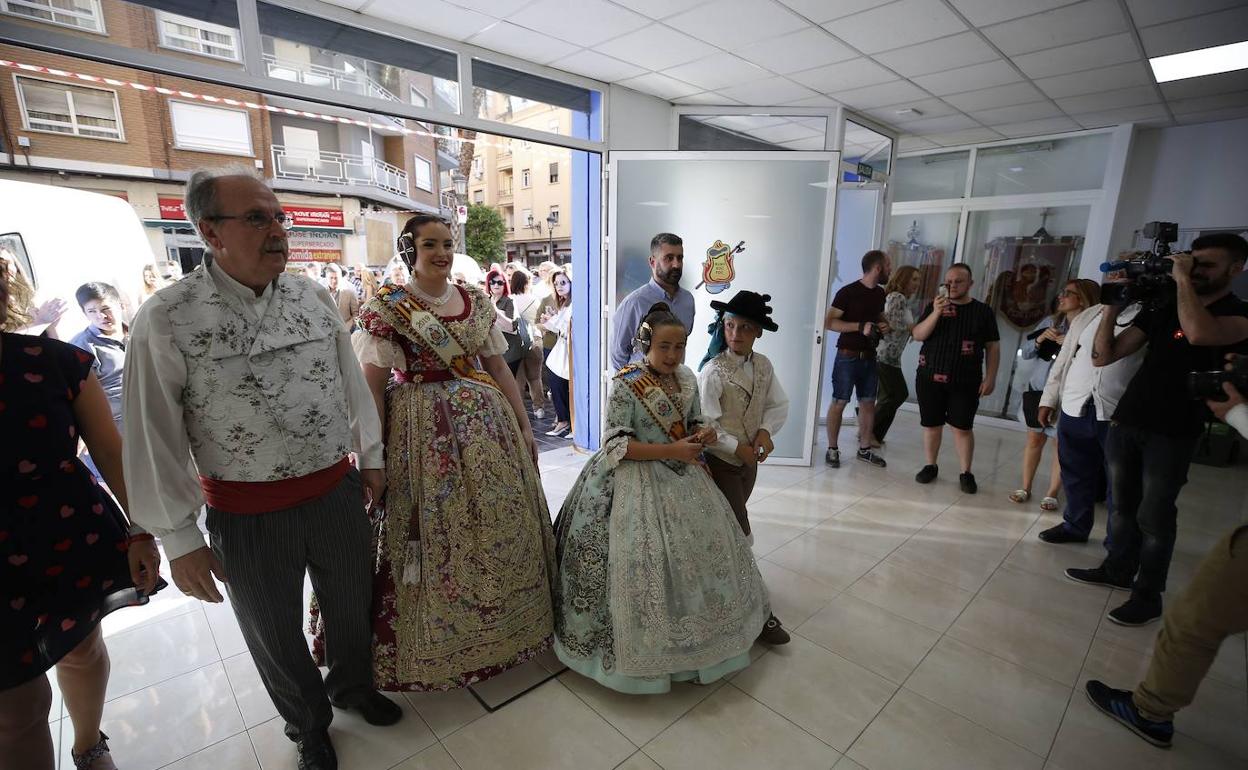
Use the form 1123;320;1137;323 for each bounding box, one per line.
704;351;772;466
160;258;353;481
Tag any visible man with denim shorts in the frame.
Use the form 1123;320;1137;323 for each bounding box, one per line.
824;250;890;468
911;263;1000;493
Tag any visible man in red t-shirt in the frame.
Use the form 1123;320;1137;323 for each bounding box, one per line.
823;250;890;468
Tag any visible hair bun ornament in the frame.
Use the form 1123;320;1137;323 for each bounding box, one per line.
761;294;772;302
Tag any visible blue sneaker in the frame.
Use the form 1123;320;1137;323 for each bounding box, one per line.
1085;680;1173;748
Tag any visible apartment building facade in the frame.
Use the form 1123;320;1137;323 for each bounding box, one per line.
0;0;455;274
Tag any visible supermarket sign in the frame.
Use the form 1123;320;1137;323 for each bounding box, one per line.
157;197;345;228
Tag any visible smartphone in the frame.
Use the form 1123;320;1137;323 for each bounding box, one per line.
937;285;949;300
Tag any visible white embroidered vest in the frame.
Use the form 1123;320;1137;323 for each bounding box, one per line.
160;259;352;481
705;352;773;466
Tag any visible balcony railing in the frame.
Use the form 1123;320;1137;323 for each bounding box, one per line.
263;54;404;126
272;145;408;198
498;182;513;202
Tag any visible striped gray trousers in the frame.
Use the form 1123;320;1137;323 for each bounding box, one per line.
206;469;373;739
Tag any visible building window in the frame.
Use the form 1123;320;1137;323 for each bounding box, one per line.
549;162;559;184
169;101;251;155
17;76;121;140
549;205;559;224
473;190;484;204
548;119;559;135
471;156;483;180
521;168;531;188
2;0;102;33
522;208;533;227
157;12;240;61
413;155;433;192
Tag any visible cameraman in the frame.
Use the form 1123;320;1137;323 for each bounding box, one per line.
1066;233;1248;626
1083;359;1247;749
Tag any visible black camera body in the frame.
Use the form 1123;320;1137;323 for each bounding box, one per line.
1100;221;1180;307
1188;355;1248;402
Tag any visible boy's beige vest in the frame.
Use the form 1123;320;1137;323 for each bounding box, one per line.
705;351;773;466
160;259;352;481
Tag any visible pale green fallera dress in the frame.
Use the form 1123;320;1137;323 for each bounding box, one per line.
553;363;770;694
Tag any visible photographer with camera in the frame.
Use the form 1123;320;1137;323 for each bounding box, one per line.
1065;232;1248;627
1083;353;1247;749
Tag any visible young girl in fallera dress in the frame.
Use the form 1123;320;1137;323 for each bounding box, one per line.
553;303;770;694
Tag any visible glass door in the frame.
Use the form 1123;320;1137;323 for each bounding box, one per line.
606;151;840;465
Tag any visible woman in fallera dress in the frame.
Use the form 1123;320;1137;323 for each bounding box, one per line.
553;302;770;694
315;213;556;691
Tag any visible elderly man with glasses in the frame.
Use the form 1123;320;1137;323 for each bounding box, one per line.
122;166;397;770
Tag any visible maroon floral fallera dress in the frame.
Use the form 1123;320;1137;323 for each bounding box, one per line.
0;333;157;689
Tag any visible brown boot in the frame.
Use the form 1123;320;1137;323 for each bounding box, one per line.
72;732;117;770
757;614;791;645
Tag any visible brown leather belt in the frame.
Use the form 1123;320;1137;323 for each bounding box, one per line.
837;348;875;360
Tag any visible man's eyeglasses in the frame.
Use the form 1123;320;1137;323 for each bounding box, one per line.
208;212;291;231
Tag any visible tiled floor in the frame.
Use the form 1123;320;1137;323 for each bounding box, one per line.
47;410;1247;769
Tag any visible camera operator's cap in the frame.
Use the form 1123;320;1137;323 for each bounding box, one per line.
710;290;779;332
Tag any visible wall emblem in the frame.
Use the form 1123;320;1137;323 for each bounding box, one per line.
697;239;745;294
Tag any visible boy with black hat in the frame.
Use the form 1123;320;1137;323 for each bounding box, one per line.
698;290;791;645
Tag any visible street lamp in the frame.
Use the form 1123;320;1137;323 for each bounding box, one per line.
545;213;557;263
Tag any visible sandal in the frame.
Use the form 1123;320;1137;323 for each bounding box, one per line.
1040;496;1059;511
72;732;117;770
1009;489;1031;503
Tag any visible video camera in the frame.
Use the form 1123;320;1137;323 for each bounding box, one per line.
1099;221;1180;307
1188;354;1248;402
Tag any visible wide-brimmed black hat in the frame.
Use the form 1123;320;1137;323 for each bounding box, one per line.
710;290;778;332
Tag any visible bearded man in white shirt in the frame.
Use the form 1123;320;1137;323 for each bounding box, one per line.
123;167;398;770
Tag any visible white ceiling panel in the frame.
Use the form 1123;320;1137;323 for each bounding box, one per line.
550;49;646;82
607;0;712;20
706;115;790;130
1035;61;1155;99
716;76;820;105
790;57;898;92
829;79;931;110
364;0;495;39
872;32;999;77
898;136;940;151
1010;33;1142;80
748;122;824;143
865;97;960;124
899;114;982;133
618;71;703;99
777;0;892;24
671;91;744;104
912;60;1023;96
947;0;1084;27
1137;5;1248;57
925;127;1006;145
508;0;650;46
665;0;808;49
1166;90;1248;115
595;24;718;71
989;116;1082;137
1175;106;1248;124
1125;0;1247;29
738;27;857;74
971;101;1063;124
1073;102;1171;128
782;94;845;107
1158;69;1248;100
1056;84;1161;113
663;52;772;91
822;0;967;54
982;0;1130;56
467;21;580;64
944;82;1046;111
444;0;532;14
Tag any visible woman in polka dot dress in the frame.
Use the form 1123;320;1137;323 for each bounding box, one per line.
0;268;163;770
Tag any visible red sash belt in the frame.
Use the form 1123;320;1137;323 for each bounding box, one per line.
199;457;351;514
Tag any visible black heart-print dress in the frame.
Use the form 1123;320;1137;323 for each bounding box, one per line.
1;332;155;689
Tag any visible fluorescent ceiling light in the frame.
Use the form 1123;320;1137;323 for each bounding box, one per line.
1150;40;1248;83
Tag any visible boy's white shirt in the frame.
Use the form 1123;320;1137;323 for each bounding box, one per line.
697;348;790;457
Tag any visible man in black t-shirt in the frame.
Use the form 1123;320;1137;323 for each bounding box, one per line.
823;250;890;468
910;264;1000;493
1066;233;1248;628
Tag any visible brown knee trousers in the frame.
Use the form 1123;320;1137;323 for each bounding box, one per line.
706;454;758;536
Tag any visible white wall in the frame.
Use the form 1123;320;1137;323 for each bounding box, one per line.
1111;117;1248;254
607;85;673;151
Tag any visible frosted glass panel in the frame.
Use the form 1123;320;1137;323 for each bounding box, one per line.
611;154;838;463
963;206;1089;418
971;134;1111;197
893;151;969;201
885;213;960;403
